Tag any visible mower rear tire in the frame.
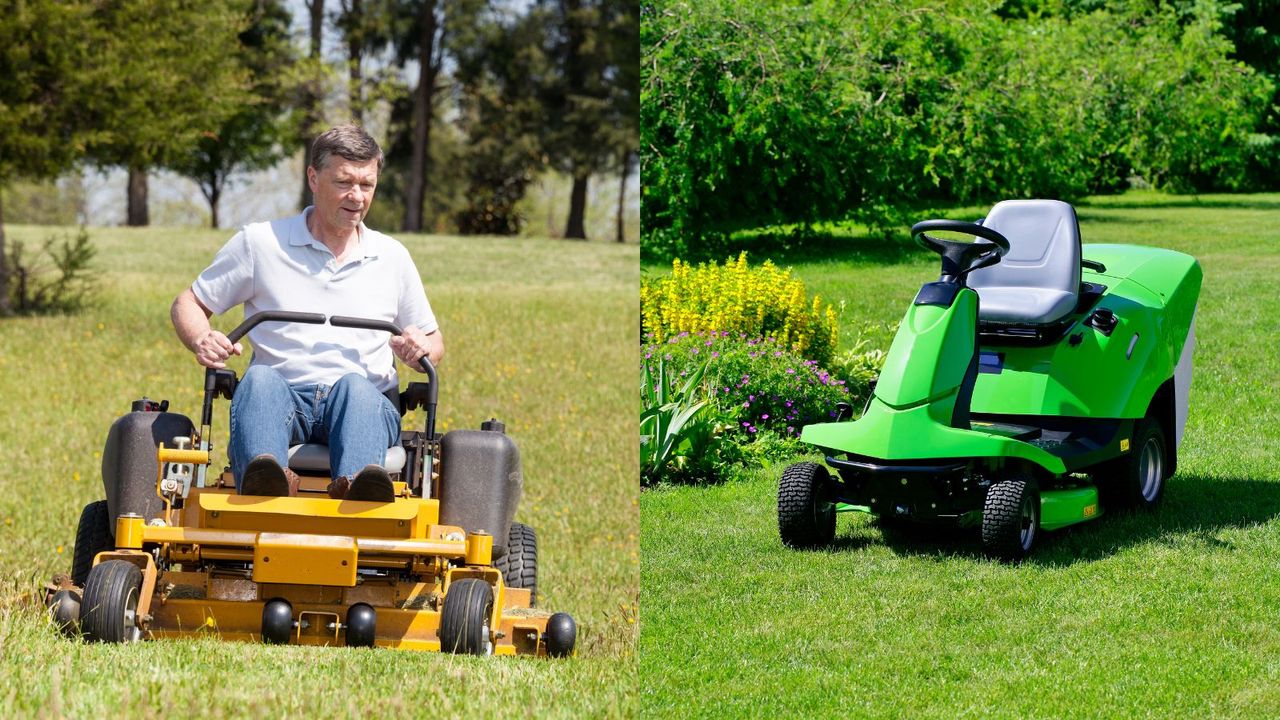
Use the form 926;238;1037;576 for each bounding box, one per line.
1097;417;1167;510
440;578;494;655
981;474;1040;562
72;500;114;587
778;462;836;548
495;522;537;606
80;560;143;643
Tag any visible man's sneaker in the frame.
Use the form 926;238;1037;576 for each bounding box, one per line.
241;454;291;497
345;465;395;502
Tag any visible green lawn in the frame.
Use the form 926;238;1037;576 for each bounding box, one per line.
641;192;1280;718
0;225;638;717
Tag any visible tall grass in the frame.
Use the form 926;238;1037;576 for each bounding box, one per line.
0;224;638;717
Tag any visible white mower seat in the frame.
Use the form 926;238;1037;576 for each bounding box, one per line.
968;199;1082;325
287;443;406;475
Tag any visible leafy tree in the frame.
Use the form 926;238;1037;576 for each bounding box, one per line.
640;0;1271;259
168;0;299;228
0;1;100;314
81;0;250;226
451;5;549;234
538;0;639;240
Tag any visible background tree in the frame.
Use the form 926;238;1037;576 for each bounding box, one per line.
0;1;99;314
82;0;250;227
298;0;327;210
168;0;299;228
539;0;637;240
450;5;549;235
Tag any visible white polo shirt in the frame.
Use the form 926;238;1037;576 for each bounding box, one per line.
192;208;437;393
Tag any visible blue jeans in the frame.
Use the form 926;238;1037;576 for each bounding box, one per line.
228;365;400;491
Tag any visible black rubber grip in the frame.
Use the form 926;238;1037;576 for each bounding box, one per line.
227;311;327;343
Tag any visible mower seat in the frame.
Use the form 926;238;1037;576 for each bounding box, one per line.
968;199;1082;325
286;443;406;475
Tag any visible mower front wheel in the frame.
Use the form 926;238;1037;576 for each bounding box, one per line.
778;462;836;548
440;578;494;656
80;560;143;643
981;474;1040;562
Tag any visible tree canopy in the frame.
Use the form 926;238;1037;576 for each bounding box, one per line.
641;0;1275;259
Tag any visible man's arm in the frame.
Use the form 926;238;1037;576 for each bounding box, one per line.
171;288;243;369
390;325;444;369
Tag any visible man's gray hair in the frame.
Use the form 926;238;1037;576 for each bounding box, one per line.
310;124;385;172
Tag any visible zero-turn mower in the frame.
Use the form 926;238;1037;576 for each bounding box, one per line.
47;312;576;656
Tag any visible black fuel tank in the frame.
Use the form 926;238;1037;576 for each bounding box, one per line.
101;401;194;525
438;420;522;558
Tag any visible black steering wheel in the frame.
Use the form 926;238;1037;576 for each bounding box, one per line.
910;219;1012;284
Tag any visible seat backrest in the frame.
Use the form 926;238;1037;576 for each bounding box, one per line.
968;199;1081;295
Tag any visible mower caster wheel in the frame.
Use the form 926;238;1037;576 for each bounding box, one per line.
981;474;1040;562
778;462;836;548
261;598;293;644
440;578;494;655
48;589;82;636
80;560;143;643
345;603;377;648
544;612;576;658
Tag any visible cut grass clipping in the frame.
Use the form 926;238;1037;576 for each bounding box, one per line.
641;191;1280;718
0;225;638;718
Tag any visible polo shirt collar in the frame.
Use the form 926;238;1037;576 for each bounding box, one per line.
291;207;379;262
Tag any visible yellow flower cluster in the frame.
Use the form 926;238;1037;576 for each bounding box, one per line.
641;252;839;364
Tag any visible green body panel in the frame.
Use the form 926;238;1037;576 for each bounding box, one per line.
802;396;1069;474
1039;486;1101;531
876;289;978;411
972;244;1201;419
802;243;1200;475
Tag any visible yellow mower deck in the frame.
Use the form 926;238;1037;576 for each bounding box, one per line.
75;453;562;656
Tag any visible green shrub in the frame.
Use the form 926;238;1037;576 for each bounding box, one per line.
646;332;853;441
641;0;1272;256
640;252;838;366
4;226;96;315
640;355;737;485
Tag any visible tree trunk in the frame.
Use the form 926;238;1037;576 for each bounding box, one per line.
564;171;588;240
616;151;630;243
402;0;438;233
0;193;9;315
300;0;325;210
348;0;363;123
209;185;221;229
126;165;149;227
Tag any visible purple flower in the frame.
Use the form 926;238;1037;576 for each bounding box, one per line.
742;421;751;427
748;426;757;434
748;395;755;401
786;368;796;375
761;414;769;420
710;351;719;359
705;339;713;346
774;351;783;357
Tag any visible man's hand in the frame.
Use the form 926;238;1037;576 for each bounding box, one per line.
390;326;444;369
193;330;243;369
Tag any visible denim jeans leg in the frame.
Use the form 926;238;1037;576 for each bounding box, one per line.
229;365;304;491
321;373;400;479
